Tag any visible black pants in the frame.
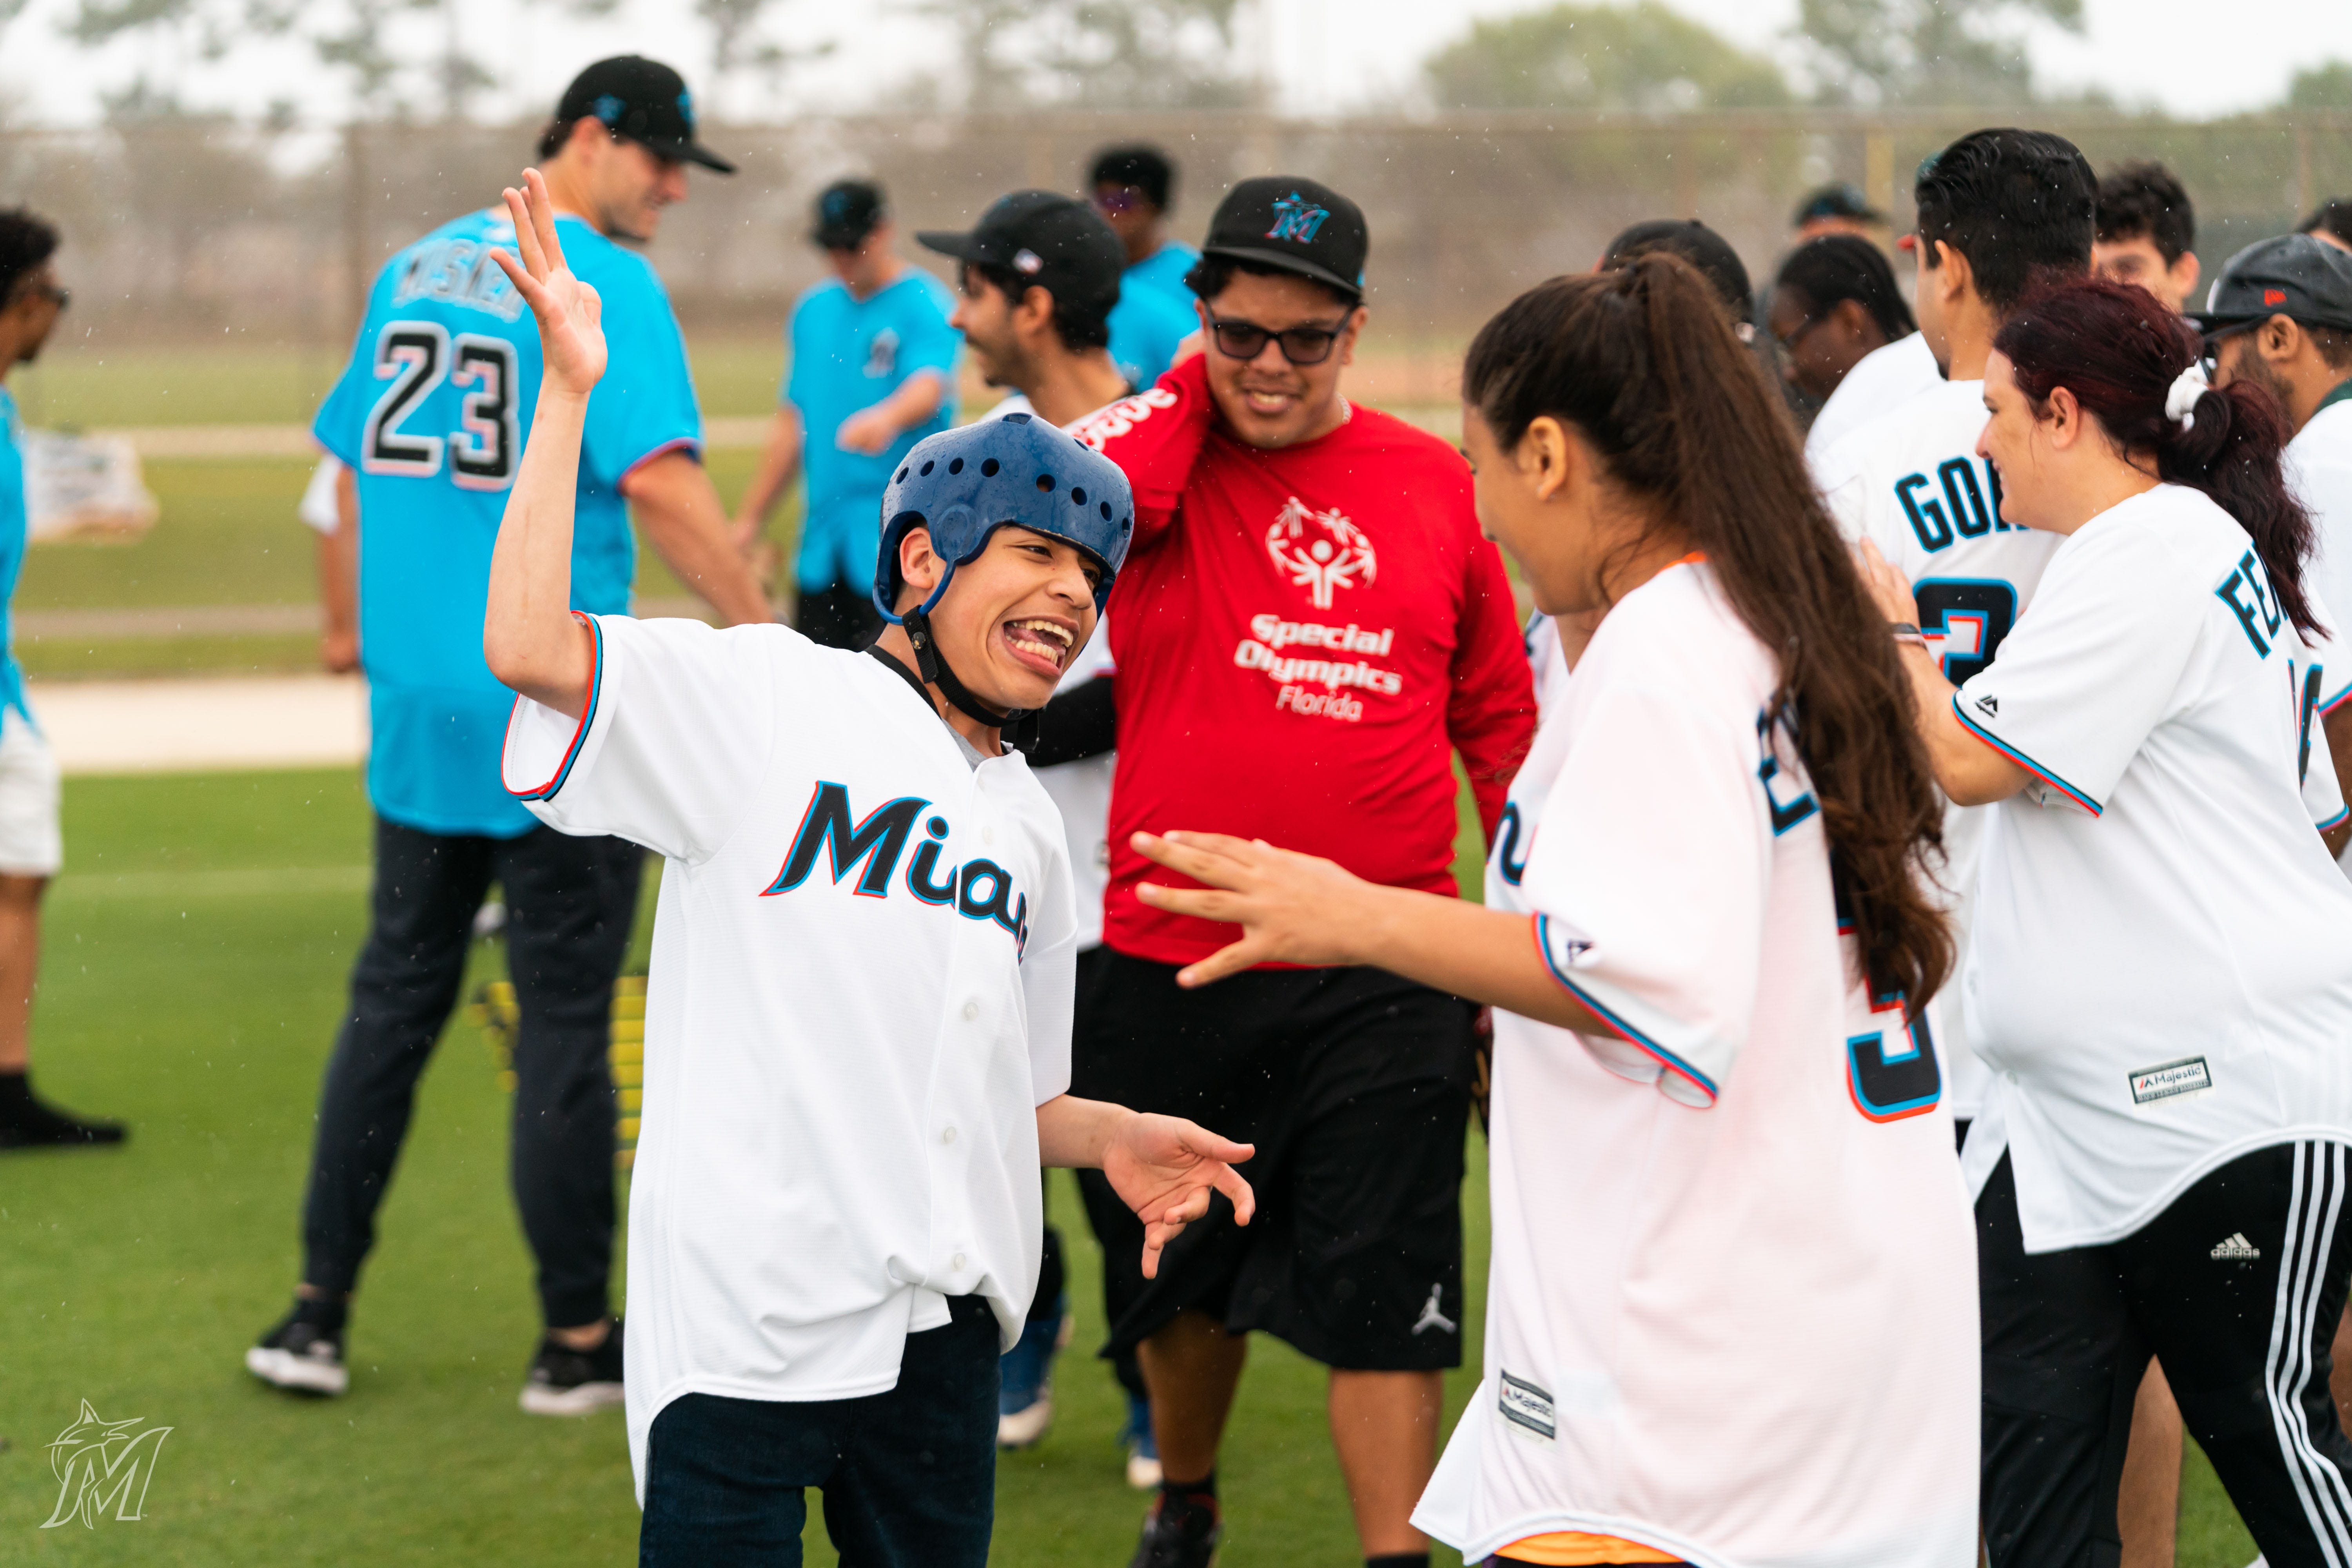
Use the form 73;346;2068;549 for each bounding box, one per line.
639;1295;1000;1567
794;583;880;651
299;815;642;1328
1981;1142;2352;1568
1074;951;1474;1372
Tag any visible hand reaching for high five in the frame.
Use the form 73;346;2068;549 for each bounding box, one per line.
488;169;606;399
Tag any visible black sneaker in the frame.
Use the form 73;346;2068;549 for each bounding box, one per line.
0;1094;126;1149
1129;1492;1221;1568
245;1312;348;1396
520;1317;624;1416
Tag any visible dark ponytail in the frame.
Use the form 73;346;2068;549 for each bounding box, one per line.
1995;277;2321;636
1463;255;1954;1010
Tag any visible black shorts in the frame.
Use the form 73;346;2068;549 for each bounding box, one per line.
1980;1141;2352;1568
1072;951;1475;1373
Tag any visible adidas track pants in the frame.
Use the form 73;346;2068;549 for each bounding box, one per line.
1980;1141;2352;1568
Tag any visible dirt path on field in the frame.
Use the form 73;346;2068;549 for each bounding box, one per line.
29;673;369;775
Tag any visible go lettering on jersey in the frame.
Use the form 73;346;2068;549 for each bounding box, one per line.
761;781;1031;956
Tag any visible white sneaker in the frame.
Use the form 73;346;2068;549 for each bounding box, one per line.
1126;1448;1164;1489
997;1389;1054;1448
246;1314;349;1396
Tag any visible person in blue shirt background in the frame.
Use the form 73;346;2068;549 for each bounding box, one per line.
732;180;959;650
1090;145;1203;389
247;55;768;1414
0;209;121;1154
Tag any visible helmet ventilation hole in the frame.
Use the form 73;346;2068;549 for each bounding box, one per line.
1035;474;1055;492
981;458;999;477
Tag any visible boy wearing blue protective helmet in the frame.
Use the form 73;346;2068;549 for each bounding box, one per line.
481;168;1256;1566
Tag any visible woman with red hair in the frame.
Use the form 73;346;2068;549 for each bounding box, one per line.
1861;275;2352;1568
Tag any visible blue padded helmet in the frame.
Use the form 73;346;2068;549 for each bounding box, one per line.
871;412;1135;624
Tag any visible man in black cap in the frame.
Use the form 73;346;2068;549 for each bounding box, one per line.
733;178;958;650
1069;176;1536;1568
917;189;1157;1468
2199;232;2352;884
246;53;767;1414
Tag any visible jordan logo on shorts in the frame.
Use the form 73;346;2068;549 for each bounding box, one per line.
1411;1283;1456;1337
2210;1232;2261;1263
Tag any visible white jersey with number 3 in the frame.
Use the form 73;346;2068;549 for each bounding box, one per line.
1815;377;2063;1122
1950;484;2352;1251
1413;559;1977;1568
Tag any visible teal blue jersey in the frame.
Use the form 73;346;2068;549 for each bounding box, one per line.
0;389;29;724
314;208;702;838
1108;241;1200;390
784;271;959;593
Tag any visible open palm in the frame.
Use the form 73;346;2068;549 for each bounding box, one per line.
488;168;606;398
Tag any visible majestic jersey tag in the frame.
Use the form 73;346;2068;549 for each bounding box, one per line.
2129;1055;2213;1110
1976;694;1999;717
1498;1370;1557;1442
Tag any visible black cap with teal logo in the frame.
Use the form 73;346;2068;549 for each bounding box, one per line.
1198;176;1367;302
555;56;735;174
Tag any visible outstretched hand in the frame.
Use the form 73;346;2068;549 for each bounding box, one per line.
1102;1112;1256;1280
1132;830;1381;987
488;169;606;399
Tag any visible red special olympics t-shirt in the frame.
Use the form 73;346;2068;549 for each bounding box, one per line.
1071;352;1536;967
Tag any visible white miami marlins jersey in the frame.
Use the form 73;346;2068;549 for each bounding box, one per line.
1949;484;2352;1251
502;614;1078;1499
1815;376;2062;1122
1414;559;1977;1568
2285;392;2352;881
1522;609;1573;722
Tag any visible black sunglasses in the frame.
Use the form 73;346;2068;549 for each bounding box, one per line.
2198;320;2259;377
1206;311;1353;367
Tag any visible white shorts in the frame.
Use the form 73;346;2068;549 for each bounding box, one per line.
0;707;64;877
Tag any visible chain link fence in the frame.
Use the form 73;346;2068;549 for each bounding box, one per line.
5;108;2350;358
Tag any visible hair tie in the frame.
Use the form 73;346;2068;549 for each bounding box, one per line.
2165;363;2209;432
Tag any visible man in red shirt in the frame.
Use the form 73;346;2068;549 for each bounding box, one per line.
1068;177;1534;1568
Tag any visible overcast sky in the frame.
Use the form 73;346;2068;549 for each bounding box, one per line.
0;0;2343;129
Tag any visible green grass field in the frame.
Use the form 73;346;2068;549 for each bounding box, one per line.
0;768;2266;1563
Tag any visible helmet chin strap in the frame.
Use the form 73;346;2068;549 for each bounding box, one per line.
902;606;1042;753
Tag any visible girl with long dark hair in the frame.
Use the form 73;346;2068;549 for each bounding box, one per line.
1130;254;1978;1566
1858;275;2352;1566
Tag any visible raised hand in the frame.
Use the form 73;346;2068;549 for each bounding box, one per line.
1101;1112;1256;1279
488;168;606;399
1133;829;1379;986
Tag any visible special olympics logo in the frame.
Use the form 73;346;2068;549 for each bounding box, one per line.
1265;496;1375;609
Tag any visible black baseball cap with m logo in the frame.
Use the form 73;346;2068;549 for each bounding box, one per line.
1198;176;1368;302
555;56;735;174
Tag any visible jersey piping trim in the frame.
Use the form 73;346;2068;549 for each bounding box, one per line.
2320;671;2352;717
2318;803;2351;833
1950;694;2103;816
619;436;704;488
506;612;603;802
1530;915;1720;1106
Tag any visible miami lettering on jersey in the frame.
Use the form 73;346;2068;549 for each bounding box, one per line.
763;781;1031;954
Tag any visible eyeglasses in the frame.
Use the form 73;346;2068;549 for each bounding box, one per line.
1773;312;1829;356
1207;312;1353;367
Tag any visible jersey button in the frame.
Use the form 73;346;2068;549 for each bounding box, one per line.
951;1253;966;1271
983;827;996;846
942;1126;957;1145
962;999;980;1022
